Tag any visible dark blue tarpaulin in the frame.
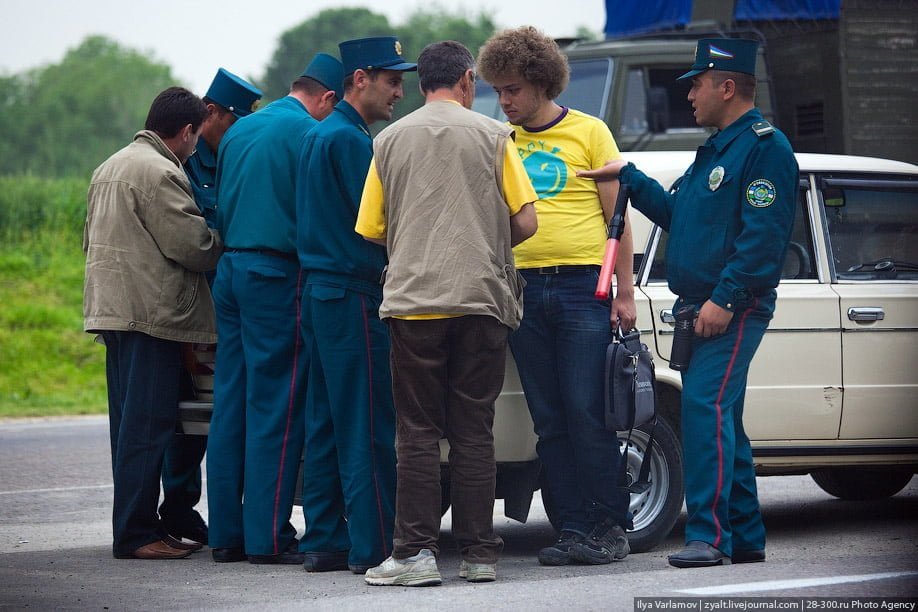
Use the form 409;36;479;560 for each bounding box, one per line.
603;0;842;38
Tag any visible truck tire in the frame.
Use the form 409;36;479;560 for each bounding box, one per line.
622;418;683;553
811;467;913;500
539;417;683;553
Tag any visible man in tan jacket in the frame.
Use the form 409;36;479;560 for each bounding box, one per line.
83;87;223;560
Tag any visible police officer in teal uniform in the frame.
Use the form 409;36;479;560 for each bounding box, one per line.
580;38;797;568
295;37;416;574
158;69;262;548
207;53;343;564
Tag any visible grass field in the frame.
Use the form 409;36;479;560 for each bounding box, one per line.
0;176;107;417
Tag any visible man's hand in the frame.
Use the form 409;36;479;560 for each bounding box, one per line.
611;286;637;331
695;300;733;337
577;159;628;181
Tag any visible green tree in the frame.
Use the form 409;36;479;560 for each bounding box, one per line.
0;36;177;178
392;8;497;120
260;6;497;118
261;7;393;101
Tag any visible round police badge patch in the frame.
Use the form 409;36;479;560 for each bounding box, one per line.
746;179;776;207
708;166;725;191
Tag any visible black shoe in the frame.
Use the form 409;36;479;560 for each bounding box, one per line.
538;530;585;566
212;547;247;563
162;510;207;544
171;523;208;546
249;541;305;565
349;564;374;575
668;541;731;568
732;549;766;564
570;520;630;565
303;551;349;572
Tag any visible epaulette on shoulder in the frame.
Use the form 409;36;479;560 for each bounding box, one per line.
752;121;775;137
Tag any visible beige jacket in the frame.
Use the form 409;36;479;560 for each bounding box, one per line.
83;130;223;343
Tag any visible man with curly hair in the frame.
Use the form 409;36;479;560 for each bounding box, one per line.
477;26;636;566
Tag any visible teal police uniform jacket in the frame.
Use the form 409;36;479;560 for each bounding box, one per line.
184;143;218;228
296;100;387;292
217;96;317;252
622;108;798;313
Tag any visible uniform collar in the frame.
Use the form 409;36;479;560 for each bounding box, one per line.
708;108;763;152
334;100;372;138
191;140;217;169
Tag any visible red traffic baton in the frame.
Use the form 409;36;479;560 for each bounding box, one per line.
595;183;630;300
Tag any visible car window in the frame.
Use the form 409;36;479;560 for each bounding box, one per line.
646;181;815;282
556;58;614;119
781;184;819;280
620;69;648;136
822;175;918;281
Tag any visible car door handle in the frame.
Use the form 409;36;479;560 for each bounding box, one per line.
847;307;885;321
661;309;675;324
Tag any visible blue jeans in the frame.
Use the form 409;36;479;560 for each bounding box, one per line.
509;268;630;534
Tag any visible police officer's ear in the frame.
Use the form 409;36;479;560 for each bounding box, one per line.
721;77;737;101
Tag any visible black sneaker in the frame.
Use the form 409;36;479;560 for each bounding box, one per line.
538;530;584;566
570;519;630;564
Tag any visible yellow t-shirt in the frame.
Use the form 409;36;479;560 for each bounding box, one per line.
355;125;537;320
510;108;622;268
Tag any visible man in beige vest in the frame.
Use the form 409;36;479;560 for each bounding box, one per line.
356;41;537;586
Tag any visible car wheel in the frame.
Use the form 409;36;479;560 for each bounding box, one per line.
621;418;684;553
538;417;684;553
811;467;914;500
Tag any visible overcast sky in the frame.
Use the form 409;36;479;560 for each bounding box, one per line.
1;0;605;93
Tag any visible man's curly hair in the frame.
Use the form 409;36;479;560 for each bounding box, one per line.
477;26;570;100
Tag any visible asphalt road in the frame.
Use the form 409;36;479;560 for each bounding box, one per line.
1;416;916;611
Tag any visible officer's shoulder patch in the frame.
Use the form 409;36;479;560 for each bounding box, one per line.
746;179;776;208
752;121;775;137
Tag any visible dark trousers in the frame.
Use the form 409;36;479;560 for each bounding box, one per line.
389;316;507;564
159;433;206;534
681;299;771;556
299;282;396;568
102;330;181;556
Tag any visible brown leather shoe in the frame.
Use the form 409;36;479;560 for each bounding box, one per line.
131;540;193;559
165;535;203;552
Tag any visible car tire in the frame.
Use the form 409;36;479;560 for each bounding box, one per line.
539;417;684;553
810;467;914;500
621;418;683;553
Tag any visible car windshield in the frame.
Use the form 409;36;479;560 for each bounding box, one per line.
473;58;614;121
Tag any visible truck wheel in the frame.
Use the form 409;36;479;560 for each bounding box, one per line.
621;417;683;553
538;417;683;553
811;467;913;500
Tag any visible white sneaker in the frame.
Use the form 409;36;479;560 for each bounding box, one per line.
364;549;442;587
459;559;496;582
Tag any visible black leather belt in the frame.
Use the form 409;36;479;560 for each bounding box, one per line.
528;265;599;275
227;248;297;262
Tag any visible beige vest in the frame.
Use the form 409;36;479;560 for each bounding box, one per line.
374;101;524;330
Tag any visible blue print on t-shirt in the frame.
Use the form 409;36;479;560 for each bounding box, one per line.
522;147;567;200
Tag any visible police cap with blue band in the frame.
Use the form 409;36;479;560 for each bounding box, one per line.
678;38;759;80
302;53;345;102
339;36;418;77
205;68;263;118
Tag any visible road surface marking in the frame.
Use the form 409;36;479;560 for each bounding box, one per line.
677;571;918;595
